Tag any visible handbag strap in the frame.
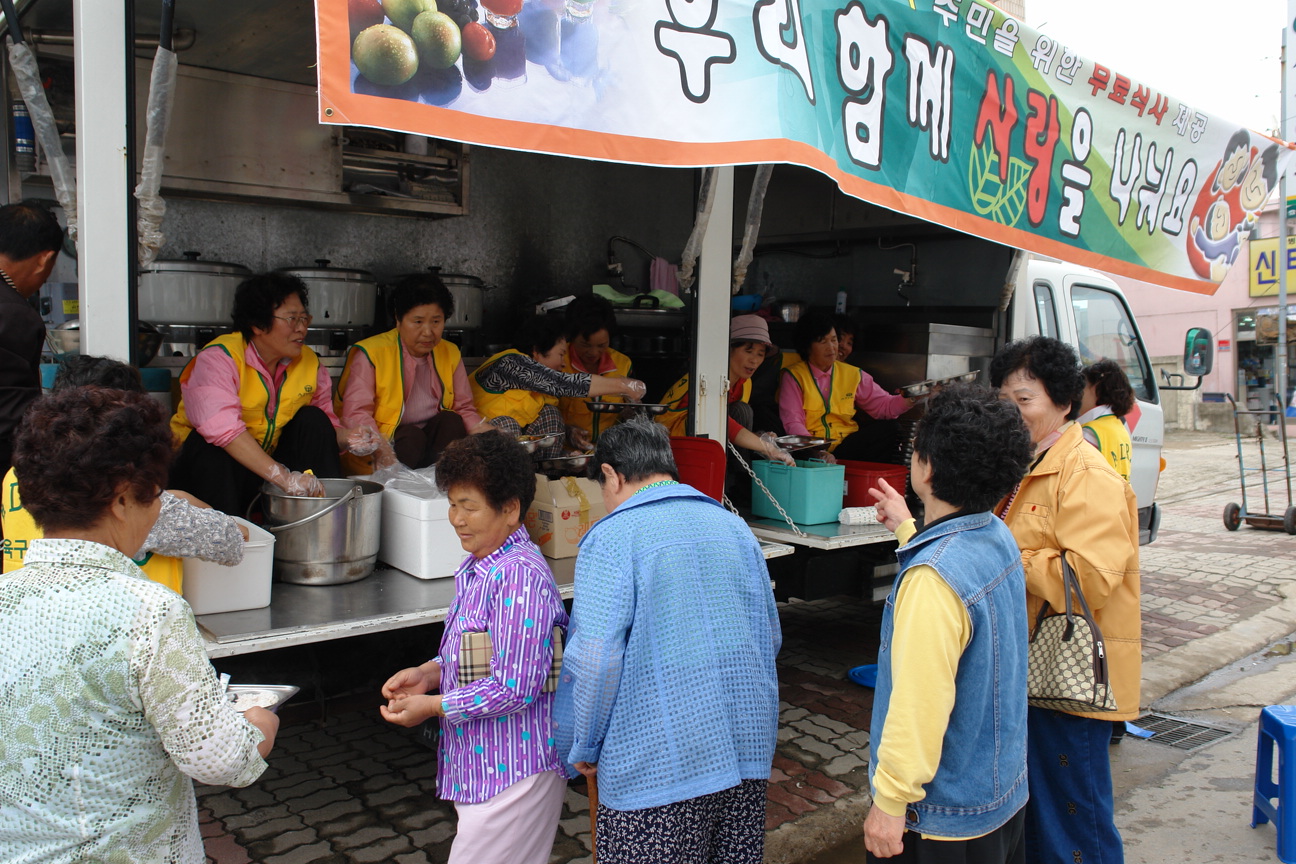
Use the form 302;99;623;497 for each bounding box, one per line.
1030;551;1081;641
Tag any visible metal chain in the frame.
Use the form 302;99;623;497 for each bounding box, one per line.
728;439;808;538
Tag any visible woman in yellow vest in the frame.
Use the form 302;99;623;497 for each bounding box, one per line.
471;316;646;458
337;273;485;473
2;356;246;590
558;295;635;442
1078;358;1135;482
170;273;376;516
656;315;793;463
778;310;915;461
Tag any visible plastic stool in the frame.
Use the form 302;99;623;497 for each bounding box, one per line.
1252;705;1296;863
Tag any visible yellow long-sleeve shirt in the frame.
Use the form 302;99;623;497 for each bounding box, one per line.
871;518;974;841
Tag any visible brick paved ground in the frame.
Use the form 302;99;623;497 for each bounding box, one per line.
197;430;1296;864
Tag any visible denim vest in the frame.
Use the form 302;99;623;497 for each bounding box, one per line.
869;512;1029;838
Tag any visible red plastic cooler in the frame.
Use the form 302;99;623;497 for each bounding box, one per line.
840;460;909;507
669;436;725;501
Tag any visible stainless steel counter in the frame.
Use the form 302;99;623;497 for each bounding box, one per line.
746;515;895;550
199;539;794;658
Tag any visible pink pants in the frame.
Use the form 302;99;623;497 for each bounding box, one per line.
446;769;567;864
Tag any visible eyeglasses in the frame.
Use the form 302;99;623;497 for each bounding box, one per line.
273;314;313;329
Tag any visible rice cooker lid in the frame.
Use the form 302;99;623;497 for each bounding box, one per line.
280;259;376;283
141;250;251;277
394;267;484;288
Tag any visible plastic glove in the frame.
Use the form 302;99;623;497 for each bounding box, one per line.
346;425;384;456
266;462;326;497
371;438;399;471
567;425;593;451
620;378;647;402
759;432;795;465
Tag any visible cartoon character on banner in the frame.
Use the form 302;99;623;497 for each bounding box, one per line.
1186;131;1278;283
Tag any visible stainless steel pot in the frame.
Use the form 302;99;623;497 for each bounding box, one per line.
259;478;384;585
279;260;378;327
47;320;164;366
138;251;251;325
612;293;688;328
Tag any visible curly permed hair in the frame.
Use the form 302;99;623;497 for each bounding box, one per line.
1083;358;1136;417
14;388;172;532
232;272;309;340
435;429;537;515
912;383;1033;514
989;336;1084;419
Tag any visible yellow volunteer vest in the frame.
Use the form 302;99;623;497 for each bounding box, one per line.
336;330;461;474
171;333;322;453
784;360;862;451
655;373;752;438
1;467;182;592
1082;413;1133;482
470;349;557;429
559;348;633;439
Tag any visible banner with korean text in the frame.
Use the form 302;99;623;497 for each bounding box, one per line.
316;0;1292;294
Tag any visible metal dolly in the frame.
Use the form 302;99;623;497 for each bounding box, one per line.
1223;394;1295;534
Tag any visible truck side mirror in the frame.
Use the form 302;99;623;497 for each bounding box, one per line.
1183;327;1213;377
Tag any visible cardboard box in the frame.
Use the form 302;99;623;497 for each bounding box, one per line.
379;479;465;579
525;474;608;558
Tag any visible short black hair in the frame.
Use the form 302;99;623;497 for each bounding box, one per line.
435;429;536;515
233;272;309;340
912;383;1032;514
793;310;836;360
1083;359;1136;417
513;316;566;357
0;200;63;262
564;294;617;343
389;272;454;322
52;355;144;393
588;415;678;484
833;313;856;339
989;336;1084;418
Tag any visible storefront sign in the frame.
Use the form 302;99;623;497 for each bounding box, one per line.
1249;235;1296;297
315;0;1292;294
1218;339;1232;352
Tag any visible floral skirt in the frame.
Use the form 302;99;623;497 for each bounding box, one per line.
595;778;766;864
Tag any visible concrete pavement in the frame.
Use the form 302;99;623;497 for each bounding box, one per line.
198;428;1296;864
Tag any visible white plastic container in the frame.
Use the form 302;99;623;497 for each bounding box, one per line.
380;479;465;580
182;517;275;615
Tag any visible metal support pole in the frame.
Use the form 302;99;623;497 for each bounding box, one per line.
73;0;132;361
692;165;735;441
1281;22;1292;422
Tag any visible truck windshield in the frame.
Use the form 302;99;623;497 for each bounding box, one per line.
1070;284;1154;404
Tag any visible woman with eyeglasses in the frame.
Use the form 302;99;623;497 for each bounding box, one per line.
170;272;377;516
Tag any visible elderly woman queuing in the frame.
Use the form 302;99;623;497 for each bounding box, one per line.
991;336;1140;864
0;387;276;863
1;356;246;590
470;316;646;457
558;295;635;442
1079;358;1137;482
779;310;915;462
380;431;569;864
170;272;379;515
337;272;485;474
554;417;781;864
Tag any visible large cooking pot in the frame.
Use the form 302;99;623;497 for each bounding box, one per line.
613;293;688;329
138;251;251;325
278;260;378;327
258;478;384;585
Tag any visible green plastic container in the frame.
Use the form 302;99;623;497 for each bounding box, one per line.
751;459;845;525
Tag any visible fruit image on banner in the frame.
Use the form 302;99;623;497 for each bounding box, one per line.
315;0;1295;294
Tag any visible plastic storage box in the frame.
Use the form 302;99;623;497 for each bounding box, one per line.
379;479;464;579
751;459;846;525
840;460;909;507
670;436;725;502
182;517;274;616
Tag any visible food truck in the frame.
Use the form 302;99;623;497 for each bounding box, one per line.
1;0;1282;646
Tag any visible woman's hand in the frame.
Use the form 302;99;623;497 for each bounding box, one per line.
345;425;384;456
567;425;593;451
380;694;443;728
242;706;280;759
862;805;906;858
758;432;795;466
868;478;911;531
265;462;325;497
619;378;647;402
382;662;441;700
573;761;597;778
371;439;399;471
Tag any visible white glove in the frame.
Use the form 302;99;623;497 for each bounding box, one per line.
347;425;384;456
759;432;795;465
620;378;647;402
267;462;326;497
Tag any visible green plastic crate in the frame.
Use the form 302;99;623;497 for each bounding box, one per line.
751;459;845;525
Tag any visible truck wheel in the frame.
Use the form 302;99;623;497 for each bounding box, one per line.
1223;502;1242;531
1285;506;1296;536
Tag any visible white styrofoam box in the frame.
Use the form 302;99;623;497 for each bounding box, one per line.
380;479;465;580
182;517;274;616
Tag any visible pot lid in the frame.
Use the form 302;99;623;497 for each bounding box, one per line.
141;250;251;276
279;259;376;283
393;266;486;287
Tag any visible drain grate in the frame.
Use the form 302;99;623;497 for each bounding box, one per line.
1135;713;1235;751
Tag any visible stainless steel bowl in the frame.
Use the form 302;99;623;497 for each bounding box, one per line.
517;432;563;453
536;454;593;475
